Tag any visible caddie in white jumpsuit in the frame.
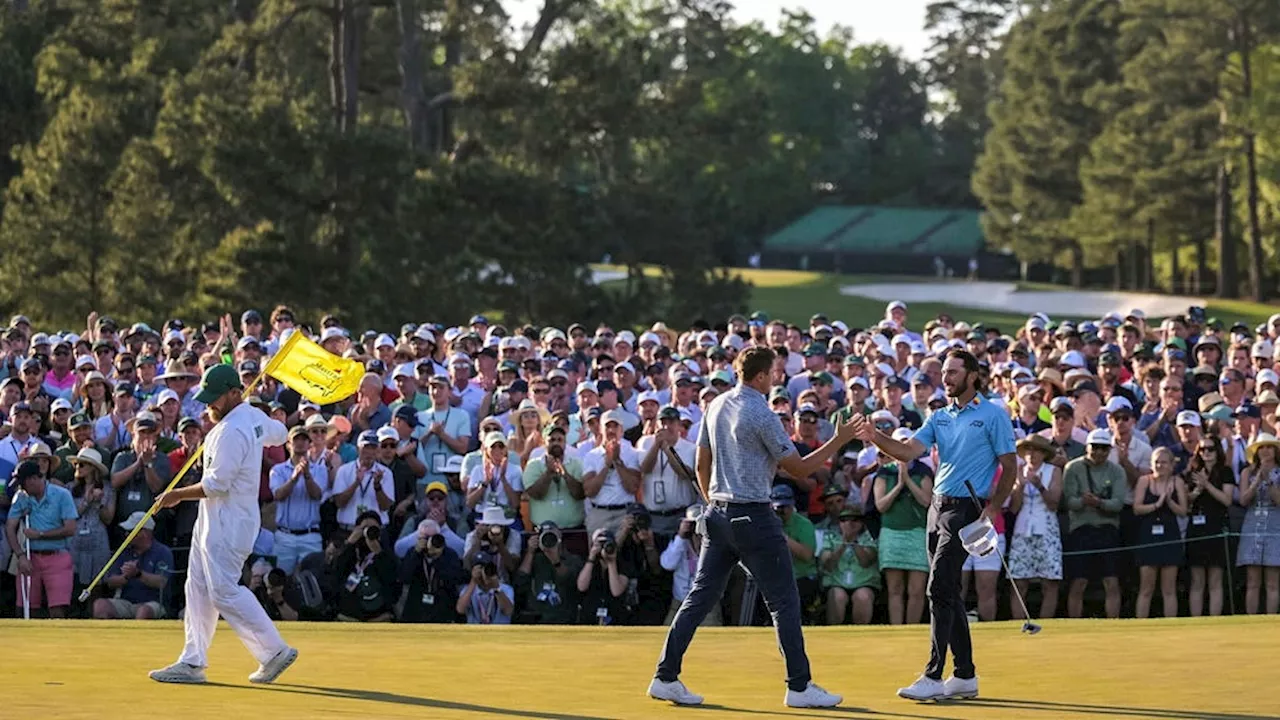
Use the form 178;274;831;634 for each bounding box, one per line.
148;364;298;685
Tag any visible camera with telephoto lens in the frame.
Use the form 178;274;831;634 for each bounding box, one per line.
538;526;561;550
426;534;445;551
266;567;287;589
363;525;381;544
626;504;651;531
596;529;617;556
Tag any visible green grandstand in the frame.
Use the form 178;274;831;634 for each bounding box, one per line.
759;205;986;273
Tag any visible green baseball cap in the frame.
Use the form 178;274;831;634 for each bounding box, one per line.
195;363;243;404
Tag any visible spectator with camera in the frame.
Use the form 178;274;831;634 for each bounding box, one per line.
616;505;669;625
819;505;879;625
636;406;699;538
523;424;586;553
269;426;327;573
254;565;303;622
577;526;632;625
395;480;466;557
397;519;465;623
331;430;395;530
515;520;583;624
332;510;398;622
92;511;172;619
659;505;720;626
464;506;521;577
457;550;514;624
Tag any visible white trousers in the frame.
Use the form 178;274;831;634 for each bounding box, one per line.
178;542;287;668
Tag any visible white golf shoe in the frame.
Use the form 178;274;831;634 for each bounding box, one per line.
249;647;299;684
149;662;207;684
648;678;704;705
784;682;842;708
943;674;979;699
897;674;946;701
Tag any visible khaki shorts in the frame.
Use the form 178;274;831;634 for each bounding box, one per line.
105;598;165;619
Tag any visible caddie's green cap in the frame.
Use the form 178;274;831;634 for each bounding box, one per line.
195;363;243;404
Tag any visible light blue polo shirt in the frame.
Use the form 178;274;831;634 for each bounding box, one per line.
9;483;78;551
911;395;1015;499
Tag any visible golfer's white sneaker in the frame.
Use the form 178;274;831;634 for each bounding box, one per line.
943;674;979;699
249;646;299;684
785;682;842;708
648;678;704;705
149;662;207;684
897;675;946;701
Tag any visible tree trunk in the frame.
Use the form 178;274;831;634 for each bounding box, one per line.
1128;237;1139;290
1113;248;1124;290
1171;246;1180;295
339;0;362;134
1145;218;1156;292
329;0;344;129
1216;161;1238;298
1068;241;1083;288
395;0;429;153
1239;16;1265;300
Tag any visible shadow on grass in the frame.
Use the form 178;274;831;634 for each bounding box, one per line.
204;682;614;720
937;697;1280;720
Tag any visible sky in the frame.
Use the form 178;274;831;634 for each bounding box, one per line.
507;1;933;60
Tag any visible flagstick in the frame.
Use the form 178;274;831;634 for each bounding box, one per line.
77;361;278;603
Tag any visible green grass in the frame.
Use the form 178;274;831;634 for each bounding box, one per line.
596;265;1280;331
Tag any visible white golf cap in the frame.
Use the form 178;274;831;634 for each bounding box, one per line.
1059;350;1087;369
1103;396;1133;414
638;332;661;347
320;327;346;343
375;333;396;349
1257;369;1279;387
1086;428;1114;446
1254;340;1275;358
886;301;907;313
1049;396;1075;414
49;397;73;413
1176;410;1202;427
119;511;156;532
375;426;399;443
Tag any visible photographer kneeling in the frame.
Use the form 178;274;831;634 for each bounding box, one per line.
577;527;632;625
254;565;303;622
332;510;398;622
397;519;464;623
463;506;521;580
516;521;583;624
457;551;514;624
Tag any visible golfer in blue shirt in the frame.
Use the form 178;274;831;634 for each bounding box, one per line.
855;349;1016;702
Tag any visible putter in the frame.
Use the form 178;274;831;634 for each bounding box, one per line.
963;480;1042;635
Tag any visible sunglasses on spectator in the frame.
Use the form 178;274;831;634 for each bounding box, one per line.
799;416;817;424
874;421;894;430
550;379;566;387
379;442;397;449
53;350;69;357
308;428;326;435
532;387;549;395
95;348;112;355
1198;445;1216;453
22;368;40;375
1110;413;1132;422
596;367;615;374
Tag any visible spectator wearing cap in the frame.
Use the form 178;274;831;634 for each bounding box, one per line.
446;353;488;437
109;412;172;543
1036;397;1084;467
92;511;173;620
374;424;424;540
396;518;465;623
239;309;265;344
636;406;699;538
414;374;471;507
465;431;524;526
787;403;831;516
1013;384;1050;436
331;431;395;529
269;426;328;573
1007;435;1063;620
133;355;162;404
1062;428;1126;619
53;413;104;485
156;359;204;422
6;459;77;617
150;388;183;447
524;424;587;544
347;373;391;433
46;397;74;446
785;344;829;400
819;504;879;626
18;356;54;422
872;432;933;625
582;410;641;536
1096;351;1138;407
878;374;922;431
91;339;117;378
43;340;77;401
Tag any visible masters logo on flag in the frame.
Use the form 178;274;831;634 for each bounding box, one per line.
265;330;365;405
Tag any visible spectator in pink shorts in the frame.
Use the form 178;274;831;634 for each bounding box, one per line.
4;460;78;617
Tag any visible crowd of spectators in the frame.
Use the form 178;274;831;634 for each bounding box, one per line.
2;302;1279;625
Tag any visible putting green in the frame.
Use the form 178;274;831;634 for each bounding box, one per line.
2;617;1277;719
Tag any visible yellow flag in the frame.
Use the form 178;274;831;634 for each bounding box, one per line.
265;331;365;405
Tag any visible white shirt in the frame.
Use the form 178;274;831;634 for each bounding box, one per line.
197;403;288;553
331;460;395;527
660;535;700;601
465;461;524;515
634;435;698;512
583;443;640;507
1108;433;1152;504
1013;463;1059;538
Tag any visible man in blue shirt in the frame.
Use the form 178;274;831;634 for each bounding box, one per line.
854;349;1016;703
92;510;173;619
5;460;78;617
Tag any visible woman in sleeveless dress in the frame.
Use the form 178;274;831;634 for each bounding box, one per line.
1133;447;1187;619
1238;434;1280;615
1008;435;1063;619
1184;436;1235;616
